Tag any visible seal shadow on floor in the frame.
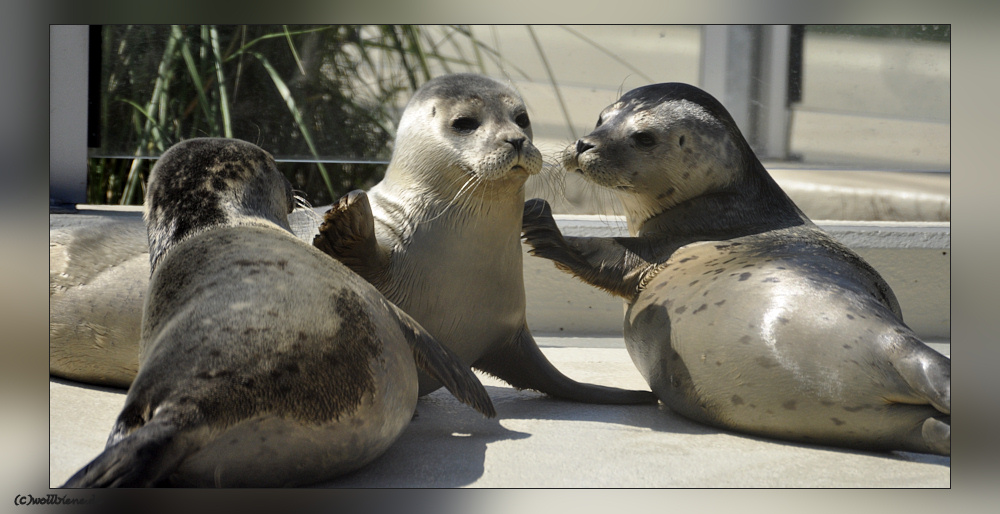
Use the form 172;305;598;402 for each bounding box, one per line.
317;385;530;488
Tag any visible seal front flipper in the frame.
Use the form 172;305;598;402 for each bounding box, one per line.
473;325;657;404
390;302;497;418
313;190;391;289
523;198;652;300
522;198;593;274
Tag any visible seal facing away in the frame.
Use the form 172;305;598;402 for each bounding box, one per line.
63;138;494;488
313;73;654;404
521;83;950;455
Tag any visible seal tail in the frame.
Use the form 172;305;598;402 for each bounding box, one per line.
391;306;497;418
62;413;195;488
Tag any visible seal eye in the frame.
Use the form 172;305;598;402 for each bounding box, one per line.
632;132;656;148
515;112;530;129
595;116;603;128
451;117;480;133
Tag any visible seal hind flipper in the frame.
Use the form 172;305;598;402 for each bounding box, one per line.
892;335;951;415
391;303;497;418
62;413;197;488
918;417;951;456
313;190;391;289
473;326;657;404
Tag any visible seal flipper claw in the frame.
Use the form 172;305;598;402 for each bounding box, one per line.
474;326;657;405
313;190;391;288
392;304;496;418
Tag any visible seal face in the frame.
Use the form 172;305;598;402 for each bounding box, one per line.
62;138;493;487
313;74;655;404
522;83;950;455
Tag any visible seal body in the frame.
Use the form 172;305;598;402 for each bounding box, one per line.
50;222;146;387
521;82;950;455
313;73;654;404
63;138;493;487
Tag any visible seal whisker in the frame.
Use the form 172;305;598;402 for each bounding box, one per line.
424;173;482;224
293;193;324;225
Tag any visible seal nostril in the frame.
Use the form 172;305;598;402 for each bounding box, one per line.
576;140;595;154
508;137;525;152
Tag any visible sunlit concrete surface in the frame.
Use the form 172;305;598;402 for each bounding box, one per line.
50;337;949;488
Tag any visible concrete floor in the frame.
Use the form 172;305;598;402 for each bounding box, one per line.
50;337;950;489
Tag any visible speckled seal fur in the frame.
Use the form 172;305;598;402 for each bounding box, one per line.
522;83;950;455
62;138;493;487
313;74;655;404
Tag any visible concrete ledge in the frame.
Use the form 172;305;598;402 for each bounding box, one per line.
524;215;950;340
52;207;950;341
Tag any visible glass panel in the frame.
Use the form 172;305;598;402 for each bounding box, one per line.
87;24;705;205
791;25;950;171
86;25;949;212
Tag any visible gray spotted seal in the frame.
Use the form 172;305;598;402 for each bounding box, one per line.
521;83;950;455
63;138;494;487
313;73;654;404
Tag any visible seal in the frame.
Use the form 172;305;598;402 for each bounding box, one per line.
62;138;494;487
313;73;654;404
50;221;147;387
49;197;322;388
521;82;950;455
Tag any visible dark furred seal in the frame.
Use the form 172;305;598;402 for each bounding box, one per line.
313;73;655;404
62;138;494;488
521;83;950;455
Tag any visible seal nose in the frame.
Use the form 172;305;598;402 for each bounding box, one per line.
508;137;525;152
576;139;595;155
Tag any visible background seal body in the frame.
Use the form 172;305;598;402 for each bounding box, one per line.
62;138;493;487
314;73;654;404
50;221;147;387
522;83;950;455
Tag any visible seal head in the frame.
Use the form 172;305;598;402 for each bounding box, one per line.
143;138;295;273
564;82;803;237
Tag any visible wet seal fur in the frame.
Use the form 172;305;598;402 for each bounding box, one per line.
63;138;494;487
521;83;950;455
313;73;654;404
